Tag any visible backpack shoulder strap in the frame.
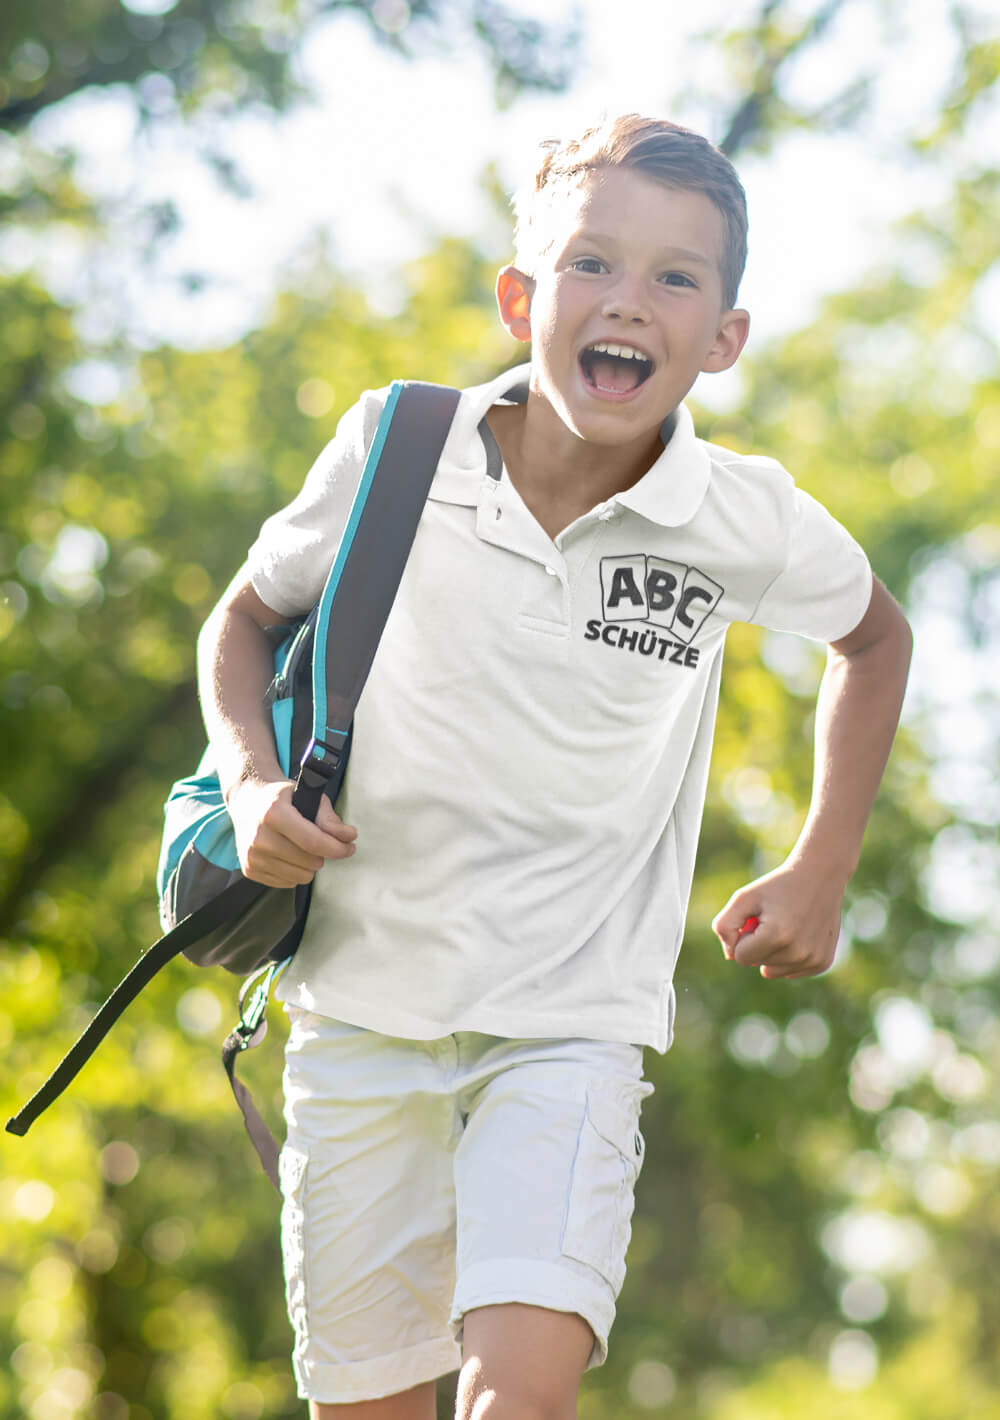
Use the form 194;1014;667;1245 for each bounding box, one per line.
292;380;462;816
7;380;462;1146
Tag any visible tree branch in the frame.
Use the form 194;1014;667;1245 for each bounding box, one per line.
718;0;850;156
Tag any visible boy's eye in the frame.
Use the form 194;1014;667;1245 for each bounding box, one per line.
661;271;698;288
570;257;607;274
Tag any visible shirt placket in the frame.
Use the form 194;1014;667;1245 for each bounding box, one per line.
476;480;622;653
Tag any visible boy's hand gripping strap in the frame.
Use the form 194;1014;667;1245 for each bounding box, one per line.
6;380;462;1168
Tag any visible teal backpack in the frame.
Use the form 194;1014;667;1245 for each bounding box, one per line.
7;381;462;1186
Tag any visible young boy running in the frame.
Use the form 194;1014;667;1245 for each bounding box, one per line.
198;115;913;1419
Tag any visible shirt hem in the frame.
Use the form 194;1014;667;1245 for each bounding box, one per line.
275;979;672;1054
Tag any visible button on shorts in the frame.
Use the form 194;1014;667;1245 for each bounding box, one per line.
279;1007;654;1405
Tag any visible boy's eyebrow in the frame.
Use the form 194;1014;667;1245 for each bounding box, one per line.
571;230;716;268
659;246;715;268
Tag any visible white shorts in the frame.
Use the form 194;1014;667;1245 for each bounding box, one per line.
279;1008;653;1404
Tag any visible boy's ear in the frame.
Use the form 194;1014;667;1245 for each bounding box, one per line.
701;307;751;373
496;266;535;343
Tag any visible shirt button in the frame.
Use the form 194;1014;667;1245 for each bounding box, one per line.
599;504;618;521
544;565;557;576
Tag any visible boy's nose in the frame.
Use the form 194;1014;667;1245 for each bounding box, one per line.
601;276;651;325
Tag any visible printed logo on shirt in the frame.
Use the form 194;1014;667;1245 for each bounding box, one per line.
584;555;723;668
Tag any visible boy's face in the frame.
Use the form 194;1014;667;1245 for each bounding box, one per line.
498;166;749;449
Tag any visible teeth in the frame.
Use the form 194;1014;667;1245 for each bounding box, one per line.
588;342;647;360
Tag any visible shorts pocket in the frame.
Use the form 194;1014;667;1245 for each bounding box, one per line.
561;1087;647;1295
279;1145;310;1340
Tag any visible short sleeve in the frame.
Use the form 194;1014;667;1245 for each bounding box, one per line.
247;388;388;616
751;488;872;642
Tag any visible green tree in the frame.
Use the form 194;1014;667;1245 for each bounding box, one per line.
0;0;580;131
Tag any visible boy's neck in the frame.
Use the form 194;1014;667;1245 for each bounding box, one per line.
486;394;676;541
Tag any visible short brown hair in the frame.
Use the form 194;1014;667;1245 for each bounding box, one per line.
513;114;748;310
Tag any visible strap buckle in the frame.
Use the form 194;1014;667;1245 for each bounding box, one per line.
232;958;288;1052
298;734;347;789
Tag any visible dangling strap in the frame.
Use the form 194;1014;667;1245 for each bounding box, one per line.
6;877;266;1138
221;958;289;1190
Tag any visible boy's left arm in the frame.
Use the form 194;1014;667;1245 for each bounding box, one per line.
713;576;913;979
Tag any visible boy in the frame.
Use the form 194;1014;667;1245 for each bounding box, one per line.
198;115;912;1419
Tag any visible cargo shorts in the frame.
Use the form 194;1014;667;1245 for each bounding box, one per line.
278;1008;654;1404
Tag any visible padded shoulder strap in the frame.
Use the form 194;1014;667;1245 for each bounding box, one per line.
295;380;462;801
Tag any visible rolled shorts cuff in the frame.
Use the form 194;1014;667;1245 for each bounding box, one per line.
294;1334;463;1404
450;1259;616;1370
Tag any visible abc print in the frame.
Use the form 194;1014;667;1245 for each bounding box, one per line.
599;555;723;645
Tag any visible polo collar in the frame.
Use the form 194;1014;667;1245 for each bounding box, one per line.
428;363;711;526
427;365;530;504
614;402;712;528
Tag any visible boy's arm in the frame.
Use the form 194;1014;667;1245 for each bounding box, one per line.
712;576;913;978
197;568;357;889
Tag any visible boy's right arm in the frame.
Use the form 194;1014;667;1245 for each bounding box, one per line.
197;568;357;889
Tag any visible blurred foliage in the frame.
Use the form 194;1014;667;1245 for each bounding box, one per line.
0;0;580;132
0;0;580;324
1;2;999;1418
694;0;999;160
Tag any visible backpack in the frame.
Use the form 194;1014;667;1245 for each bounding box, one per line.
6;380;462;1187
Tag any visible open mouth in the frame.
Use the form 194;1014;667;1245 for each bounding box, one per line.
579;342;654;396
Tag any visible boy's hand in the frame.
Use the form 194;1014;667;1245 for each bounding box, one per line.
712;861;846;979
226;777;357;889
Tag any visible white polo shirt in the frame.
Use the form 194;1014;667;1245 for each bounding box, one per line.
248;364;872;1052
